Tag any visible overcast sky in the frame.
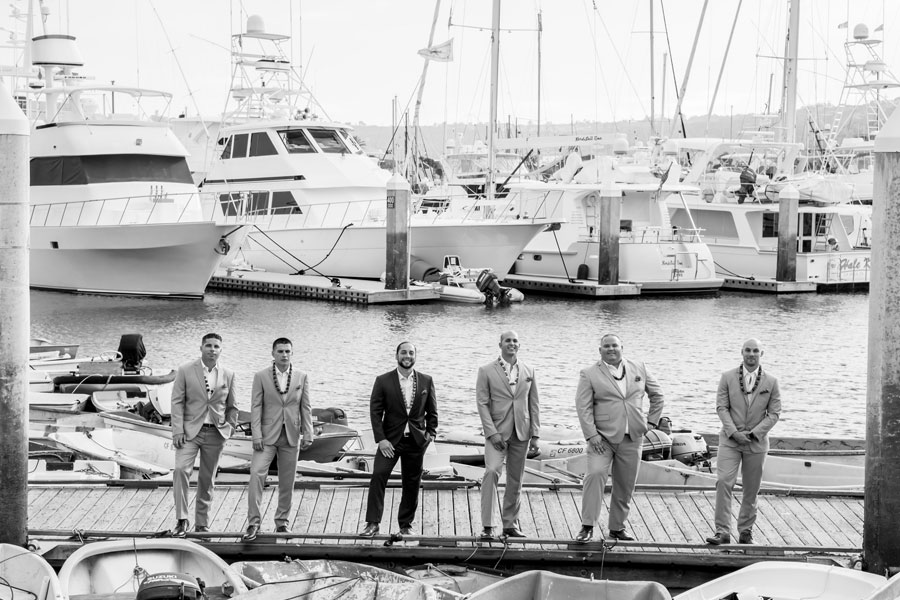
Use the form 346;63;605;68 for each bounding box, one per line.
8;0;900;128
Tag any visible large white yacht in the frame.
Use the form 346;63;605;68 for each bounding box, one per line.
664;138;871;290
21;34;246;297
198;16;553;280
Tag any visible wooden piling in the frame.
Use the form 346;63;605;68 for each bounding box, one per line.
775;184;799;282
384;174;411;291
0;80;30;545
865;108;900;576
597;187;621;285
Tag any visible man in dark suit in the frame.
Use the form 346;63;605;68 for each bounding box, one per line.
476;330;540;539
359;342;438;538
242;337;314;542
574;333;664;543
706;338;781;545
169;332;238;537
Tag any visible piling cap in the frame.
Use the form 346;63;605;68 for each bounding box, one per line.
386;172;411;192
875;105;900;153
0;80;28;136
779;184;799;200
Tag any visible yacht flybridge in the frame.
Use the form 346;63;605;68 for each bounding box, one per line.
23;34;245;297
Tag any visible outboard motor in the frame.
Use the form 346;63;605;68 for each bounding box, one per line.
641;429;672;461
476;270;511;306
313;406;348;426
136;572;204;600
670;432;711;466
118;333;147;372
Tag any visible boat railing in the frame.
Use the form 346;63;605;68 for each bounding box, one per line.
29;192;207;227
212;192;557;229
619;226;700;244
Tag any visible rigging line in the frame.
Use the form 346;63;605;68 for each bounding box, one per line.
247;223;352;278
551;228;576;283
658;2;687;138
147;0;209;140
713;261;754;280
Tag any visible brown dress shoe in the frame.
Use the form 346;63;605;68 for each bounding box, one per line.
275;525;291;533
502;527;526;538
194;525;209;533
574;525;593;543
706;532;731;545
359;522;379;538
241;524;259;542
738;530;753;544
480;527;495;540
170;519;189;538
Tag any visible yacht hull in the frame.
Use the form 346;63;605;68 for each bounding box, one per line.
30;222;244;297
239;221;549;280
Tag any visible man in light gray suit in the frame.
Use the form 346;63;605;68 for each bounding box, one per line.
169;332;238;537
574;333;664;543
706;338;781;545
476;330;540;539
242;337;314;542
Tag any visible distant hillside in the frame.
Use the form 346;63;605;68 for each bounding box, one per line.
350;100;898;158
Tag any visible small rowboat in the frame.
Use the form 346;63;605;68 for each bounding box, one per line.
467;570;672;599
0;543;64;600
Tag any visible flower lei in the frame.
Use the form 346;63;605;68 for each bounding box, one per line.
498;357;519;386
738;364;762;395
272;363;292;395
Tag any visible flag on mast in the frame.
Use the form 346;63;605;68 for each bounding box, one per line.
837;21;848;29
875;24;884;32
418;39;454;62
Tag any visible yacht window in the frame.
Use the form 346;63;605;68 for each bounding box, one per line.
218;193;243;217
338;129;362;153
671;208;739;238
762;213;779;238
221;136;233;159
271;191;302;214
307;128;350;153
280;130;316;153
249;132;278;157
30;155;193;185
231;134;249;159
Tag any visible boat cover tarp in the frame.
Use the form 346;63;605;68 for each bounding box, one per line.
468;570;672;599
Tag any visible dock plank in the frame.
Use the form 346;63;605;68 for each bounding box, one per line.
452;488;472;538
437;489;454;538
339;488;364;544
541;489;575;541
292;488;317;536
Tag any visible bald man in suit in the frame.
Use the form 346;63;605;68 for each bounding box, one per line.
242;337;314;542
476;330;540;539
169;332;238;538
706;338;781;545
574;333;664;543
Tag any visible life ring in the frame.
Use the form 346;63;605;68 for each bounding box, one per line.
216;237;231;255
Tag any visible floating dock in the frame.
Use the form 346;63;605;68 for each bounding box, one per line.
28;481;863;592
501;274;642;298
206;269;440;304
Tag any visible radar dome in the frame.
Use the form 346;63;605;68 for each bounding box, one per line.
662;140;678;155
853;23;869;40
613;136;630;155
247;15;266;35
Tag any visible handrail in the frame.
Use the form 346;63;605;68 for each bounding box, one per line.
30;191;207;228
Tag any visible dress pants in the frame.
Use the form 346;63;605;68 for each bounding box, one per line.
580;433;641;531
365;434;424;527
173;425;227;528
480;432;528;529
248;427;300;527
714;444;766;534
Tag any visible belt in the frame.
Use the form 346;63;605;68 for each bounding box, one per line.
201;423;218;429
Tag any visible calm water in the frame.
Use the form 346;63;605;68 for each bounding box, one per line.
30;289;870;438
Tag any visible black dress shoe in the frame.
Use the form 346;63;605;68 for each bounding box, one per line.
399;525;413;536
502;527;526;538
574;525;593;543
609;529;635;541
738;530;753;544
275;525;291;534
241;524;259;542
480;527;494;540
194;525;209;533
359;522;379;538
171;519;189;538
706;532;731;545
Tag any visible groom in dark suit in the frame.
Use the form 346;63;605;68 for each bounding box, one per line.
359;342;438;538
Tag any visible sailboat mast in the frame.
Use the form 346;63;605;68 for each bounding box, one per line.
779;0;800;143
649;0;655;137
487;0;500;203
667;0;708;138
411;0;442;185
537;10;542;137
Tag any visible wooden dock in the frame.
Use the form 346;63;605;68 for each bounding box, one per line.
206;269;440;304
27;481;864;591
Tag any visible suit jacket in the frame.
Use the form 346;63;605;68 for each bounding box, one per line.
170;359;238;440
370;369;438;447
575;359;664;444
250;364;314;446
476;359;540;441
716;366;781;453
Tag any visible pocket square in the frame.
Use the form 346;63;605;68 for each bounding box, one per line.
525;377;533;383
635;376;642;382
760;389;770;394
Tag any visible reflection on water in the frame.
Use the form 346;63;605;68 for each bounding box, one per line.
30;290;869;438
